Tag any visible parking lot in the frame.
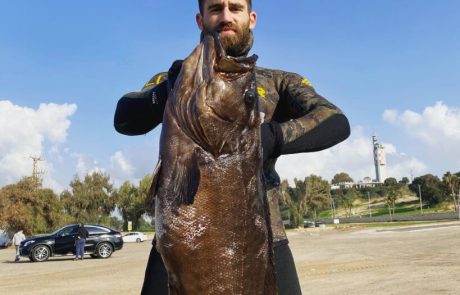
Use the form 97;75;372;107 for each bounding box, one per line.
1;222;460;294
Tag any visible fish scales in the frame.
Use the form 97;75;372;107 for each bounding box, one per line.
151;32;277;295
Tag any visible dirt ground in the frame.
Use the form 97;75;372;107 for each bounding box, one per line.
1;221;460;295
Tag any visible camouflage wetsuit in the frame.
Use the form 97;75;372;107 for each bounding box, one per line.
114;62;350;294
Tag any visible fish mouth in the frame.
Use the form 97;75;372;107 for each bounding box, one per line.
210;31;258;74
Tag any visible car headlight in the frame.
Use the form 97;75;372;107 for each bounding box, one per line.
24;240;35;247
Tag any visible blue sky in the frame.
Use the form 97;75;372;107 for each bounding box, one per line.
1;1;459;191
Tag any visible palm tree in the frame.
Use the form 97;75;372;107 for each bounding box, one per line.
303;175;331;222
385;189;401;221
443;172;459;211
281;176;331;226
280;180;305;227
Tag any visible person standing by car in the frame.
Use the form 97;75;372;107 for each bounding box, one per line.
74;223;89;261
12;230;26;262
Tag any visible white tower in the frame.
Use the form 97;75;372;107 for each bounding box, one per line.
372;135;387;183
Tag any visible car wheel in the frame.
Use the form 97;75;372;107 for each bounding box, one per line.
136;238;141;243
31;245;50;262
96;242;113;259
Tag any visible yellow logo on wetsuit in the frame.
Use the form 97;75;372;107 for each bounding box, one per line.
257;87;266;99
301;78;312;87
144;74;165;87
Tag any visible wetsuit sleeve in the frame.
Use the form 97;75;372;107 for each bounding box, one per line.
272;72;350;155
114;73;168;136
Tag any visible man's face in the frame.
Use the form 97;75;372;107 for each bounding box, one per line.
196;0;257;56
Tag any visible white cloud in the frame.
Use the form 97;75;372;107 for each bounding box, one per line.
110;151;134;176
383;101;460;170
383;101;460;146
108;151;135;186
69;151;136;188
0;100;76;187
386;154;427;181
72;153;100;176
381;143;396;155
48;145;64;163
276;126;426;184
382;109;398;123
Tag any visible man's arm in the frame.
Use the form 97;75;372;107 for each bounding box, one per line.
114;73;169;136
268;72;350;156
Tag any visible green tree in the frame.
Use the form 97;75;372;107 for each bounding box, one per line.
399;177;410;185
385;188;401;220
341;189;358;217
280;179;304;228
442;172;459;211
281;175;331;226
116;180;147;231
303;175;331;221
409;174;445;206
0;177;66;235
61;172;115;224
331;172;354;184
384;177;398;186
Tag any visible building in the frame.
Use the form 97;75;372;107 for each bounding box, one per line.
331;177;380;190
330;135;388;190
373;135;387;183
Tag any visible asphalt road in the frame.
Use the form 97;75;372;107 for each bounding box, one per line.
1;221;460;294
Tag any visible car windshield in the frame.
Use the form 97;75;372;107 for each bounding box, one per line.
50;226;68;236
51;225;77;236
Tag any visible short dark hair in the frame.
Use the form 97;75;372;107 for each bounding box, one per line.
198;0;252;15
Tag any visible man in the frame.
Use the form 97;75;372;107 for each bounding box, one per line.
114;0;350;294
12;230;26;262
74;223;89;261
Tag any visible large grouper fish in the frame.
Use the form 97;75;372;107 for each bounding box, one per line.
150;32;278;295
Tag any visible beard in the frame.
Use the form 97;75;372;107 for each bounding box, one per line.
202;20;254;57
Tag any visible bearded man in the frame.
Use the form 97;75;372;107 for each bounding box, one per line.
114;1;350;294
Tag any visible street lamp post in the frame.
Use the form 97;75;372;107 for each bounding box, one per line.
330;195;336;220
457;191;460;220
418;184;423;214
367;191;372;217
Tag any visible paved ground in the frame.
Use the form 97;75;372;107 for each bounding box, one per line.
1;221;460;294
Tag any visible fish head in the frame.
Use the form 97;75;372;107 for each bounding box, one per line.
200;31;259;128
172;32;260;155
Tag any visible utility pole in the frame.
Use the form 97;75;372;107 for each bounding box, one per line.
418;184;423;214
330;195;336;219
457;190;460;220
30;156;45;185
367;191;372;217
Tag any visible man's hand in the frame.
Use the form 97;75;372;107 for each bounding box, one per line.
261;121;284;162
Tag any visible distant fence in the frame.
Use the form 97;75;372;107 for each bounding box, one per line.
319;212;460;224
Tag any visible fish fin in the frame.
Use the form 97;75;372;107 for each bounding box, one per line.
172;152;200;205
147;158;162;210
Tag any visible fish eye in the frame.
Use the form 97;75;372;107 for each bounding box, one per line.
244;91;256;105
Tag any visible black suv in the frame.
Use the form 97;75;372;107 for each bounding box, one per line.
19;224;123;262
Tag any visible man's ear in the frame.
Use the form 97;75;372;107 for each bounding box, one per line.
249;11;257;30
196;13;203;30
